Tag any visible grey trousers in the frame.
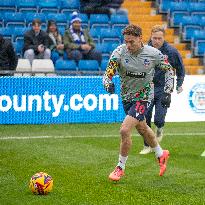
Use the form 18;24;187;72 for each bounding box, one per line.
24;49;51;64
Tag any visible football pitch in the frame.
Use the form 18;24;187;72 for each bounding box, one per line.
0;122;205;205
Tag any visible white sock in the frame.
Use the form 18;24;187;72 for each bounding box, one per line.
153;145;163;158
117;154;128;170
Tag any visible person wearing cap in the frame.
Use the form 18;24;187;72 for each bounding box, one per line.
47;20;64;63
0;34;17;76
63;12;102;64
23;19;51;64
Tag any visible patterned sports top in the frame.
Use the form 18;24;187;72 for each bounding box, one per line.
103;44;174;102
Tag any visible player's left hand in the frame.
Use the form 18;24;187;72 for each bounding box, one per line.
176;86;183;94
161;93;171;108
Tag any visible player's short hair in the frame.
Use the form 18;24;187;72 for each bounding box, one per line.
151;25;165;35
32;19;42;26
122;24;142;37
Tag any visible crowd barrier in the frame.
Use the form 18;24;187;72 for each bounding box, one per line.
0;75;204;124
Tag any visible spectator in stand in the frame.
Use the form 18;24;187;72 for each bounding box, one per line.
0;34;17;76
64;12;102;63
23;19;51;64
47;20;64;63
80;0;111;15
107;0;128;15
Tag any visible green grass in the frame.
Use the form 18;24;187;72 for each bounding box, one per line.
0;122;205;205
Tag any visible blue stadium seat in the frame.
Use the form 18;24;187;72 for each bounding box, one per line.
14;39;24;56
158;0;171;13
169;2;189;13
47;13;68;27
4;12;26;28
191;12;205;19
17;0;38;13
58;26;66;35
25;13;47;26
96;43;109;54
100;29;121;44
0;27;13;40
0;0;16;12
90;28;100;44
189;3;205;12
38;0;59;13
90;14;110;29
96;42;119;59
78;60;99;71
60;0;80;14
192;30;205;42
13;27;28;41
110;14;129;29
55;59;77;71
170;11;189;27
199;16;205;27
195;40;205;56
191;30;205;50
180;16;201;28
183;25;202;41
0;13;3;27
101;59;109;71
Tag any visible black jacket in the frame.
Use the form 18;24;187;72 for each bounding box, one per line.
0;35;17;75
148;41;185;94
23;29;50;54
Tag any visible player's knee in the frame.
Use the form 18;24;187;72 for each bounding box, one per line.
120;126;130;138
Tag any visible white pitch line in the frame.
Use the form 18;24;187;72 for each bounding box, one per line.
0;133;205;140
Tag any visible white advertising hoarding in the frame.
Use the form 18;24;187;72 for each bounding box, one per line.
164;75;205;122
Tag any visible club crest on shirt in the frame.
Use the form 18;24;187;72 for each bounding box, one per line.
125;59;129;64
144;59;150;67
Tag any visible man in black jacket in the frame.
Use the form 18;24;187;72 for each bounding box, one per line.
23;19;51;64
0;34;17;76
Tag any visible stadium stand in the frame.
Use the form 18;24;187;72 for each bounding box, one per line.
0;0;130;75
123;0;205;74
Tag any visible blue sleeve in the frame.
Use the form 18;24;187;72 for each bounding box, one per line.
173;50;185;87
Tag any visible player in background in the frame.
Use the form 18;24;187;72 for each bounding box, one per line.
103;24;174;181
139;25;185;155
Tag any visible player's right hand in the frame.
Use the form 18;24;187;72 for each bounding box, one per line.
105;83;115;94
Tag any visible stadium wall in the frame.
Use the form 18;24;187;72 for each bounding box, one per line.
0;76;204;124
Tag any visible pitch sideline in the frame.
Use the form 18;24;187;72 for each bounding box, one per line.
0;132;205;140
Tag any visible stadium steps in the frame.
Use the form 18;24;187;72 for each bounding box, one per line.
122;0;203;74
185;65;205;74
